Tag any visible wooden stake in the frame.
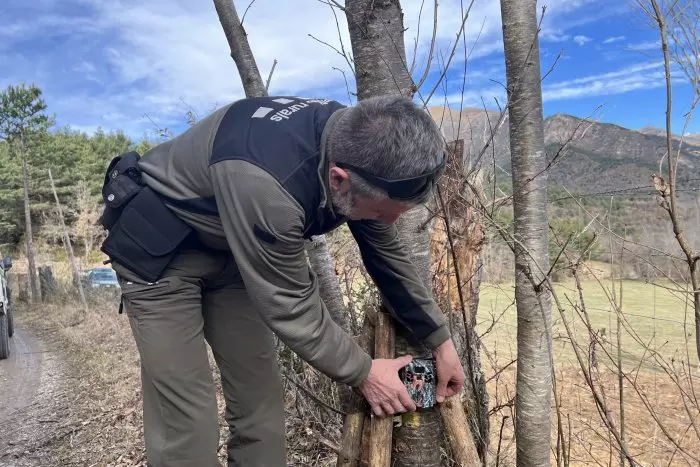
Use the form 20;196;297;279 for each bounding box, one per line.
368;311;395;467
337;315;375;467
440;396;481;466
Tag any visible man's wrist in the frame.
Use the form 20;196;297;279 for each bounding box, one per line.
348;351;373;388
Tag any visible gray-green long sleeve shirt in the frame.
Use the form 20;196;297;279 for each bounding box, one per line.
135;96;450;387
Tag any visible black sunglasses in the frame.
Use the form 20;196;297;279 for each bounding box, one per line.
335;152;447;202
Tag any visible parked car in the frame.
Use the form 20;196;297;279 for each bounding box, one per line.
0;255;14;360
86;267;120;290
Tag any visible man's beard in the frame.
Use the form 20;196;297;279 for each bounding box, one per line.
330;189;361;220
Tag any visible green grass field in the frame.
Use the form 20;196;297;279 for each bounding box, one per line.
477;279;697;371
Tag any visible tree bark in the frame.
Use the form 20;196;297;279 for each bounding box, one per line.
344;1;443;465
431;139;489;461
20;137;40;302
49;168;87;309
500;1;553;465
308;235;350;332
212;0;267;98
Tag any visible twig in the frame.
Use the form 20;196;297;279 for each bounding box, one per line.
282;370;347;416
423;0;476;103
240;0;258;26
495;416;509;467
333;67;354;105
265;59;277;92
409;0;426;76
327;0;355;76
316;0;346;13
414;0;439;90
307;33;355;76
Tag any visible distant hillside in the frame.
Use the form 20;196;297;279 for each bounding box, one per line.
428;106;700;193
639;126;700;148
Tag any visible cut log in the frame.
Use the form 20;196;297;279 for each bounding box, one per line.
337;314;375;467
440;396;481;466
368;311;395;467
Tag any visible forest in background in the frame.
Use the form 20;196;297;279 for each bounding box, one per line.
1;82;697;285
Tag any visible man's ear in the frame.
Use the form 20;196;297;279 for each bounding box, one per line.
329;165;352;194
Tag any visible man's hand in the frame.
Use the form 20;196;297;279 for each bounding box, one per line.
358;355;417;417
433;339;465;403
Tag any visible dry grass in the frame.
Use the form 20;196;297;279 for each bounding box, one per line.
15;290;344;466
11;253;699;466
479;279;700;466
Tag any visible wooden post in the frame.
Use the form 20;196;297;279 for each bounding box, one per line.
15;273;29;302
440;396;481;466
38;266;57;300
337;314;376;467
368;311;395;467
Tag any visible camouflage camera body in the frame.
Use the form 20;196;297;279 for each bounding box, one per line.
398;358;436;409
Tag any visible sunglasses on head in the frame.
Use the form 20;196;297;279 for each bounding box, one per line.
335;152;447;202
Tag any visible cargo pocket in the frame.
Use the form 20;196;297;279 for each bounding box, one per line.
101;187;193;283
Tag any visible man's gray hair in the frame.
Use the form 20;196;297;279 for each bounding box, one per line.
328;95;446;202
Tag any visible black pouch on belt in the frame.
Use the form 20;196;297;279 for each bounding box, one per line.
100;186;193;283
100;151;146;231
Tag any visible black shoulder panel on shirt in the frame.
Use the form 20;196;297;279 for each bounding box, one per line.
210;96;345;223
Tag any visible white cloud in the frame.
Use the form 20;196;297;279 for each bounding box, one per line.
1;0;616;135
627;40;661;51
542;61;665;100
603;35;626;44
543;32;571;43
573;35;592;46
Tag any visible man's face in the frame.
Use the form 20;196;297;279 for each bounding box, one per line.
344;195;411;223
328;166;413;223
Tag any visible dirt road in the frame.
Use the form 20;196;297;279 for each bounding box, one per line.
0;329;45;425
0;327;75;466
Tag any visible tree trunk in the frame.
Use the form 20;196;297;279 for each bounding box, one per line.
49;168;87;309
212;0;267;98
500;1;553;465
308;235;350;332
344;1;442;465
20;138;40;302
431;139;489;461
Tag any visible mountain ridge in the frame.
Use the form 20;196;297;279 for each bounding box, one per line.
428;106;700;193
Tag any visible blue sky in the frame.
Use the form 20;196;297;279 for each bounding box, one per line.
1;0;697;141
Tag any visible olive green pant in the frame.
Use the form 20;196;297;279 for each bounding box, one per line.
113;248;286;467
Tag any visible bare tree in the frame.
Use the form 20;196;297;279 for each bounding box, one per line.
499;1;553;465
342;1;444;464
48;169;87;309
640;0;700;360
213;0;267;98
73;181;104;263
342;0;485;465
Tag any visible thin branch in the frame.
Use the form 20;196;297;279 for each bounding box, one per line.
307;33;355;76
409;0;426;76
414;0;439;90
333;67;354;105
316;0;347;13
265;59;278;92
240;0;258;26
423;0;476;103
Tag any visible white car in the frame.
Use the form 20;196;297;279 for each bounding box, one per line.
0;256;13;360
